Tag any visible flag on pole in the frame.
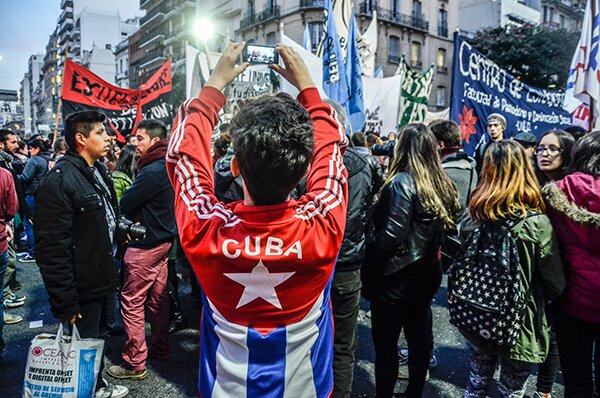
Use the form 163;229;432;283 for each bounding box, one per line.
303;24;312;51
396;56;434;126
346;8;365;132
563;0;600;123
357;10;378;77
374;65;384;78
322;0;349;110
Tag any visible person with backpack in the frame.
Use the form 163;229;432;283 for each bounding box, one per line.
17;137;53;262
111;144;138;203
542;131;600;398
448;140;565;398
365;123;460;398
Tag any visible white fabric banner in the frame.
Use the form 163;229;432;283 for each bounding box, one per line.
280;32;328;99
362;75;402;136
357;10;377;77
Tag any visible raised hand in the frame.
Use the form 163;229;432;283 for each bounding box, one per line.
269;45;315;92
205;42;250;91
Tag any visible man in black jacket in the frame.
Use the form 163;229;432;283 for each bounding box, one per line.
35;111;128;398
108;119;177;381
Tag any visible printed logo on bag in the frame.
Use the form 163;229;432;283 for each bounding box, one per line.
32;347;43;356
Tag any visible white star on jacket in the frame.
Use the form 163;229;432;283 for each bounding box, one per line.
224;260;295;309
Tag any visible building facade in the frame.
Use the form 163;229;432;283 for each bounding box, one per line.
115;39;130;88
201;0;458;111
20;55;44;134
1;90;23;133
38;29;61;133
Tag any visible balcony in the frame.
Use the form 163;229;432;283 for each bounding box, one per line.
140;3;168;27
165;0;195;18
116;71;129;81
358;3;429;33
438;25;448;38
59;17;74;33
61;0;73;8
388;54;400;64
240;6;281;30
411;60;423;68
299;0;325;9
140;27;167;48
59;6;73;21
139;52;167;69
164;27;191;46
437;65;448;74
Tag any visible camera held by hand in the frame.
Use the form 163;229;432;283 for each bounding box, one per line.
116;216;147;242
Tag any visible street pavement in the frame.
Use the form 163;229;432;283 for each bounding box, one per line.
1;257;565;397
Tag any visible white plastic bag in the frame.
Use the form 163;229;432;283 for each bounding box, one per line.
23;324;104;398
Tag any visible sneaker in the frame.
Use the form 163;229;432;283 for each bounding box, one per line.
3;297;24;308
8;291;26;302
19;254;36;263
3;313;23;324
8;280;22;291
107;364;147;380
429;354;438;369
95;382;129;398
533;393;552;398
398;350;438;369
397;365;430;381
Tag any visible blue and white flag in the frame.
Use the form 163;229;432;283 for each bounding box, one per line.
345;8;365;132
374;65;384;78
303;24;312;51
322;0;348;110
564;0;600;119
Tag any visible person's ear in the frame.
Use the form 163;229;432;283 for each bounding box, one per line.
75;132;86;147
438;141;446;150
231;155;240;177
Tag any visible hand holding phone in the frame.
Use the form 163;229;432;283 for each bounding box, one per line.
243;44;279;64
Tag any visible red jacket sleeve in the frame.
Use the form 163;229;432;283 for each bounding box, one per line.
1;169;17;221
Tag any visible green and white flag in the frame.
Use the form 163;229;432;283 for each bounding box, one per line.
396;56;434;126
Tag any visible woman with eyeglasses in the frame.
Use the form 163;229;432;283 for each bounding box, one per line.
534;130;575;186
530;130;575;398
542;131;600;398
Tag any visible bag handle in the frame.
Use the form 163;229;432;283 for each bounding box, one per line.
54;323;65;343
71;323;82;341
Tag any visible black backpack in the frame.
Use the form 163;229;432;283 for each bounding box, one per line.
447;218;530;348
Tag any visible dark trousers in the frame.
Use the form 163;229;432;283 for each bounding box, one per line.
331;269;361;398
71;295;112;384
371;298;432;398
0;251;8;356
555;307;600;398
536;327;560;393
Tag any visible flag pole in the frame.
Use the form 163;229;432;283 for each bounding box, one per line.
53;42;68;147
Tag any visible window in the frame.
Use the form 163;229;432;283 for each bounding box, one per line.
388;35;400;63
248;0;255;16
412;0;422;20
437;48;447;73
391;0;400;16
411;41;421;67
266;32;276;46
560;14;565;29
438;9;448;37
309;22;323;52
543;6;548;23
549;7;555;22
436;86;446;107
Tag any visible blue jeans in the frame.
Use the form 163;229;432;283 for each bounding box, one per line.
24;195;35;257
0;250;9;356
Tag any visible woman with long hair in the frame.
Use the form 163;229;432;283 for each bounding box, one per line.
112;144;138;202
534;130;575;185
542;131;600;398
366;123;460;397
458;140;565;398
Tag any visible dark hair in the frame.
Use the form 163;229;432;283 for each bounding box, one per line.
231;93;314;205
137;119;167;140
116;144;138;179
352;132;366;147
27;137;50;152
213;138;230;160
219;123;231;134
386;123;460;229
429;120;461;148
533;130;575;183
65;110;106;150
0;129;16;144
53;137;69;154
365;133;379;149
17;141;27;151
569;130;600;176
564;125;587;142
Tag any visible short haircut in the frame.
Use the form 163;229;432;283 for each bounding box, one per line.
365;134;379;149
231;93;314;205
0;129;16;144
65;111;106;150
322;99;347;130
53;137;69;153
352;132;366;147
137;119;167;140
429;120;461;148
564;125;586;142
569;131;600;176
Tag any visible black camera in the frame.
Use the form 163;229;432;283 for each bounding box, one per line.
116;217;146;241
371;141;396;158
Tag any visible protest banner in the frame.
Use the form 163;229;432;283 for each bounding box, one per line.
397;55;434;127
363;75;402;136
450;34;571;155
61;59;172;140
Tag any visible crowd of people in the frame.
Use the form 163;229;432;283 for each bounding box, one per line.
0;43;598;398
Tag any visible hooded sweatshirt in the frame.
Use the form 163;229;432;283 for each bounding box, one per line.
543;172;600;324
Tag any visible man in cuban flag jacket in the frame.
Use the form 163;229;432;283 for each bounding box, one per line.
166;43;348;397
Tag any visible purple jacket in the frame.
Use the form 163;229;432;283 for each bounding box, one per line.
544;172;600;324
0;168;18;253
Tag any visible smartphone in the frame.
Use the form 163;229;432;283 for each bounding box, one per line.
243;44;279;64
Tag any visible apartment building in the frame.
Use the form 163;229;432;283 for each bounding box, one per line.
115;39;130;88
38;29;61;131
20;55;44;134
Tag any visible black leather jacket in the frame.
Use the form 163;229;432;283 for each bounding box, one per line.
368;172;444;276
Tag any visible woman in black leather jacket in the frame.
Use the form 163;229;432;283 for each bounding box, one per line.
367;123;460;398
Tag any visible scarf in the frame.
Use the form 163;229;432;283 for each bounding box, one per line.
137;139;168;170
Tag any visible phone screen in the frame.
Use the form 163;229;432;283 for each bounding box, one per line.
244;45;279;64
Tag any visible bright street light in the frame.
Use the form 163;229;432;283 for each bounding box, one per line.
194;18;214;42
0;55;3;61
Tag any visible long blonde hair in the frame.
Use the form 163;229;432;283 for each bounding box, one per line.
385;123;461;230
469;140;545;221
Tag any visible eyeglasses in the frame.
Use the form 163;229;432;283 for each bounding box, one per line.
535;146;563;156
